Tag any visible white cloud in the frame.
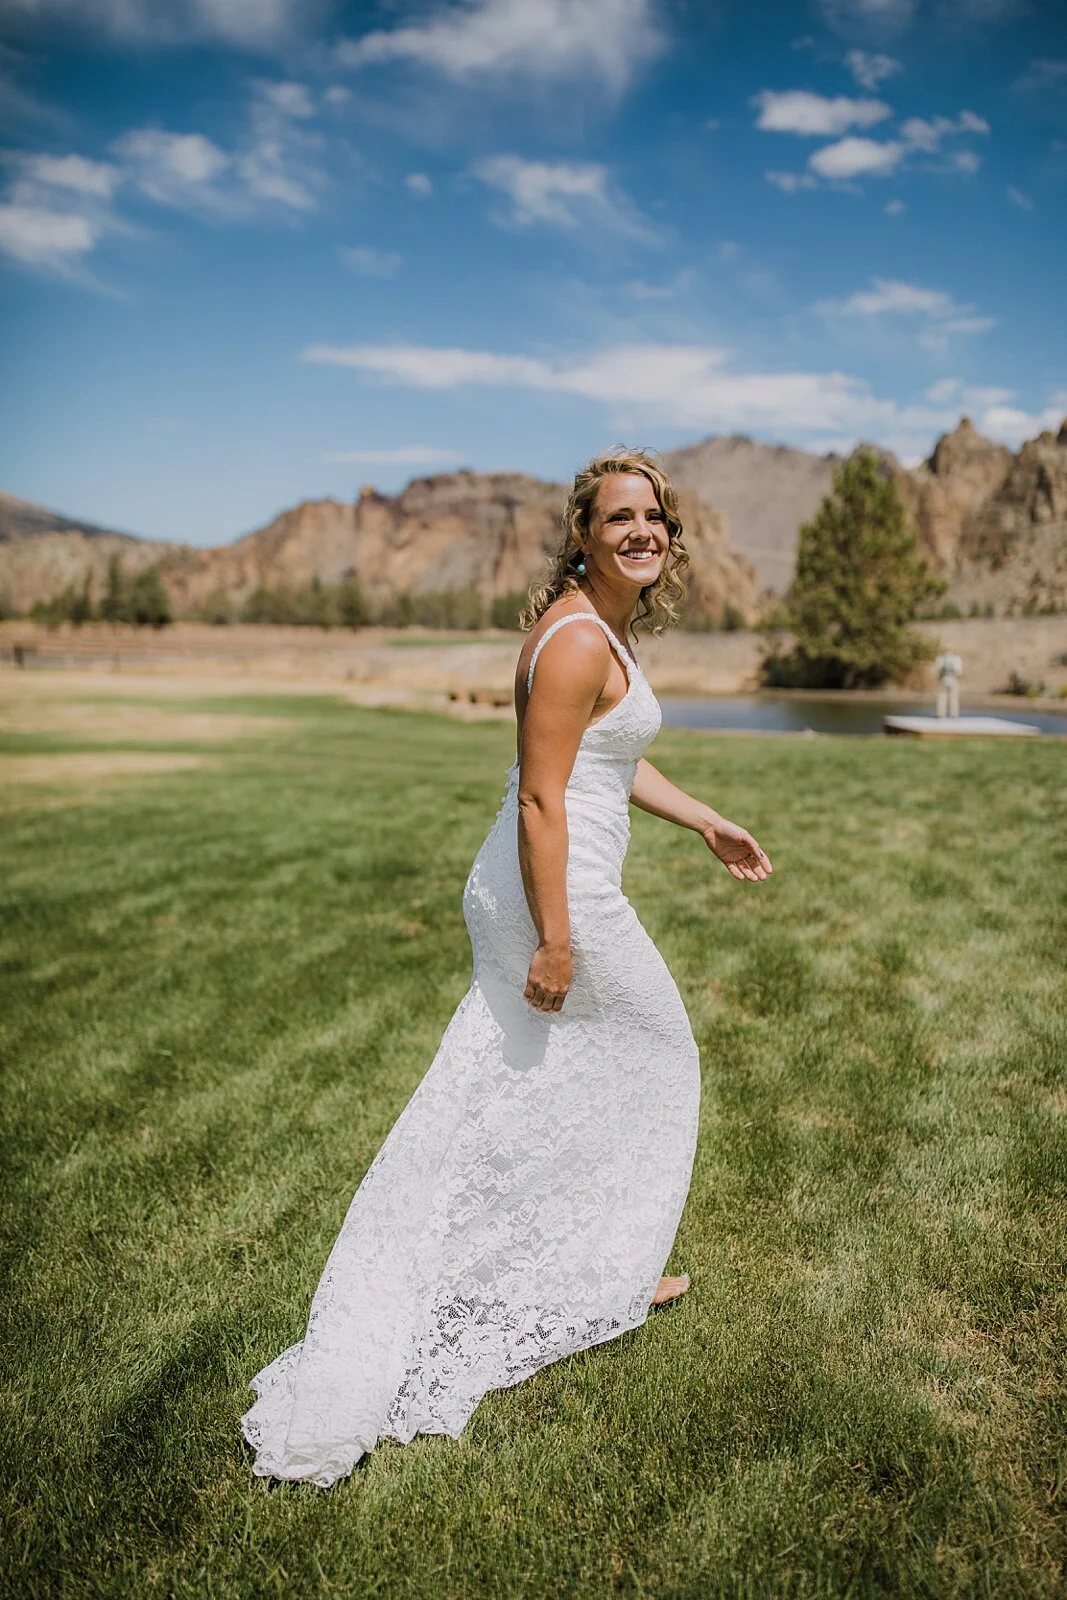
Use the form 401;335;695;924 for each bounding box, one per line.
980;400;1067;448
405;172;432;198
253;81;315;119
113;127;230;205
809;136;903;178
340;245;403;277
235;139;317;210
753;89;891;135
1012;58;1067;93
822;278;957;316
1006;186;1033;210
819;0;917;33
884;197;905;214
818;277;996;348
114;108;320;215
0;200;97;264
336;0;663;94
473;154;650;236
764;169;818;192
322;445;459;464
11;151;120;198
899;110;988;151
924;378;1013;407
300;338;1065;461
323;85;351;106
0;0;302;46
845;50;901;90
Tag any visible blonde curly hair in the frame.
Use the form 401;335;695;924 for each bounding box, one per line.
521;447;689;635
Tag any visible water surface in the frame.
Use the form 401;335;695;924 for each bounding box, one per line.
658;695;1067;737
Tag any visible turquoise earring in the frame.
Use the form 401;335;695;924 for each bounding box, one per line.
576;556;587;575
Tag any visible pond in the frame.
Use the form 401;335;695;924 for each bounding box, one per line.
658;695;1067;737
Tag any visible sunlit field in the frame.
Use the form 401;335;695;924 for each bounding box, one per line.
2;681;1065;1598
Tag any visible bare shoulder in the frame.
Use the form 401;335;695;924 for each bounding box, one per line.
518;602;610;696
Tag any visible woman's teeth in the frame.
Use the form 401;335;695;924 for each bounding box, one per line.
620;549;657;562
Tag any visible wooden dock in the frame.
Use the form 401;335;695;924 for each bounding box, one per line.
883;715;1040;738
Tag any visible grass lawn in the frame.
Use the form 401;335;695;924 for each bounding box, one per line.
2;682;1065;1598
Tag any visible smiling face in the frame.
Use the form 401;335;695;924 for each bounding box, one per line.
582;472;670;591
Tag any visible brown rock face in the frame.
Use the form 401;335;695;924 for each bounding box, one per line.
891;419;1014;572
889;418;1067;614
1;471;758;626
663;435;841;596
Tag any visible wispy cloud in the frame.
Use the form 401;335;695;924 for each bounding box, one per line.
0;201;98;266
809;135;904;178
0;0;304;47
1012;58;1067;94
336;0;663;94
473;154;652;237
818;0;916;35
764;169;818;192
8;151;120;197
301;335;1062;461
113;128;230;207
1006;185;1034;210
845;50;902;90
898;109;988;150
340;245;403;277
753;89;891;135
816;276;995;348
763;102;989;190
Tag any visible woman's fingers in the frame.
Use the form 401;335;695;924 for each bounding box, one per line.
524;980;568;1011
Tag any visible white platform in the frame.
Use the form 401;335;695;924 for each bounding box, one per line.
884;714;1040;738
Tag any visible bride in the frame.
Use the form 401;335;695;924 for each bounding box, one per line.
243;448;772;1486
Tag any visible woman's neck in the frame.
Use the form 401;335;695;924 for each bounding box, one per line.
574;578;636;640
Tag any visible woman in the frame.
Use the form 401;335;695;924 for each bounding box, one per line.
243;448;771;1486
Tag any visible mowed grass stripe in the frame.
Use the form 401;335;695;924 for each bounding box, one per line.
1;694;1064;1598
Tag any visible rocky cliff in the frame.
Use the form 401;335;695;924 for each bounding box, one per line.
0;472;759;627
4;419;1064;623
890;418;1067;613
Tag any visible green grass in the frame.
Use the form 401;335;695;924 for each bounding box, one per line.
2;690;1065;1598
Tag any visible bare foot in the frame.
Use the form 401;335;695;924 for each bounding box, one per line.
651;1273;690;1307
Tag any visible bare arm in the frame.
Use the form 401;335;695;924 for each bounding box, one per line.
631;757;772;883
516;626;612;1010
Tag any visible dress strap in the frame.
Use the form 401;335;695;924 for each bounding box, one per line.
526;612;634;696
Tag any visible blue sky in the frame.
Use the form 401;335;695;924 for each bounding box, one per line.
1;0;1064;546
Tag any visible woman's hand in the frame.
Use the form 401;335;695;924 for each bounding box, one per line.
524;942;573;1012
700;817;772;883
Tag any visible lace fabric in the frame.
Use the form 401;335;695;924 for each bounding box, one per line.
242;612;701;1486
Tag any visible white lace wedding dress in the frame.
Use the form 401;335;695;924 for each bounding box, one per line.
242;612;700;1485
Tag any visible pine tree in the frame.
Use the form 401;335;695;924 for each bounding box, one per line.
128;566;172;628
763;451;944;689
100;555;128;623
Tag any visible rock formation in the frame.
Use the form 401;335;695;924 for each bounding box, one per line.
0;472;759;627
888;418;1067;613
4;418;1064;624
663;435;841;596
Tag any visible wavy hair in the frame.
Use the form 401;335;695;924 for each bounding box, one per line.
521;447;689;636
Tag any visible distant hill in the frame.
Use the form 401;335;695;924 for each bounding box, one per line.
663;435;842;596
0;491;144;545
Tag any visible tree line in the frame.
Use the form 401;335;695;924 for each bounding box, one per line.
30;556;172;628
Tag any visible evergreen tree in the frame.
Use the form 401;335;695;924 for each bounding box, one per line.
128;566;172;627
100;555;128;623
762;451;944;689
